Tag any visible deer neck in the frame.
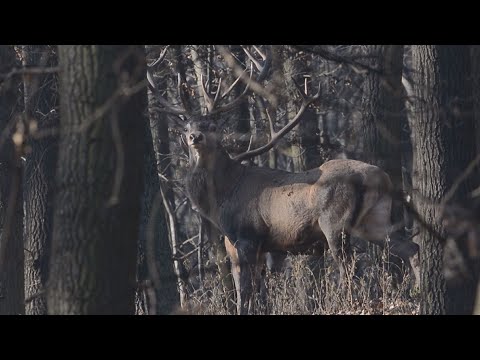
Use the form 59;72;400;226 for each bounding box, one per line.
187;145;244;221
190;145;237;173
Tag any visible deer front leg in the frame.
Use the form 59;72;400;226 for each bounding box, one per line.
225;237;259;314
225;237;241;314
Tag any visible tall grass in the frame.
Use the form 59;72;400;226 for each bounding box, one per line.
185;248;419;315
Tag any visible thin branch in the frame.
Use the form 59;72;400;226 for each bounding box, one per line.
147;70;190;115
160;183;188;307
220;67;247;100
75;79;149;133
443;152;480;203
25;290;45;304
242;46;264;72
147;46;170;68
252;45;266;60
265;108;275;136
293;45;382;75
233;81;322;162
0;66;60;81
216;45;274;105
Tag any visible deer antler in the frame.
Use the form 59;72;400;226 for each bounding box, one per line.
147;67;190;116
233;79;322;162
200;73;223;113
199;64;254;116
148;45;271;117
216;45;273;104
198;45;271;116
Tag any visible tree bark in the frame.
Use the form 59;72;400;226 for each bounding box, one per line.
361;45;406;262
47;45;145;314
229;45;251;154
470;45;480;157
0;45;24;315
140;45;182;313
283;45;320;172
136;103;179;315
469;45;480;314
22;45;59;315
411;45;477;314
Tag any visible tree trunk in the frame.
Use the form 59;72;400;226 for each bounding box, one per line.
22;45;59;315
469;45;480;314
361;45;406;262
142;45;183;313
229;45;250;154
470;45;480;157
411;45;477;314
283;45;320;172
0;45;24;315
136;105;179;315
47;45;145;314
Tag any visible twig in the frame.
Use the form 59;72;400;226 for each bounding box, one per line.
0;66;60;81
25;290;45;304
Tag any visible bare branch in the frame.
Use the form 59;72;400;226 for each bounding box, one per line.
213;77;223;105
177;73;191;115
200;74;224;114
265;108;275;137
200;73;215;113
208;67;253;116
147;68;190;115
0;66;59;81
220;67;248;100
25;290;45;304
216;45;274;105
293;45;382;75
147;45;170;68
242;46;264;72
443;152;480;204
252;45;267;60
233;82;322;162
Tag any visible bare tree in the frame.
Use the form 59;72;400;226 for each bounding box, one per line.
470;45;480;157
361;45;406;266
0;45;24;315
21;45;59;315
47;45;145;314
411;45;478;314
283;45;320;172
136;102;179;315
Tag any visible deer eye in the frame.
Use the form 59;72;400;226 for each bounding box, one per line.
183;127;188;132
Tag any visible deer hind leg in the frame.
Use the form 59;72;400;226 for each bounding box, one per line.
254;251;268;314
321;224;354;287
388;237;420;286
354;195;420;286
225;237;260;315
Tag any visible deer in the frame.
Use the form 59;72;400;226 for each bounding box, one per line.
148;45;420;314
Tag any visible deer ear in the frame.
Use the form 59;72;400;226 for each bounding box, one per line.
209;123;217;132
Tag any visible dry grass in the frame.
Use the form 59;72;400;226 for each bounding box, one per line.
185;248;420;315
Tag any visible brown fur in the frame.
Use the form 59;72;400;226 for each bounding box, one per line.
184;118;419;314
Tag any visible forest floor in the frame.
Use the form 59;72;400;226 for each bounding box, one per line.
186;251;420;315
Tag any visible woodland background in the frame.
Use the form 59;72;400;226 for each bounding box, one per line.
0;45;479;315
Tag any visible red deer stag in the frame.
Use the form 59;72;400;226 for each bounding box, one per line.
148;46;420;315
183;117;419;314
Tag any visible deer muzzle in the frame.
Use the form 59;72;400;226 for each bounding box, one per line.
188;132;205;147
